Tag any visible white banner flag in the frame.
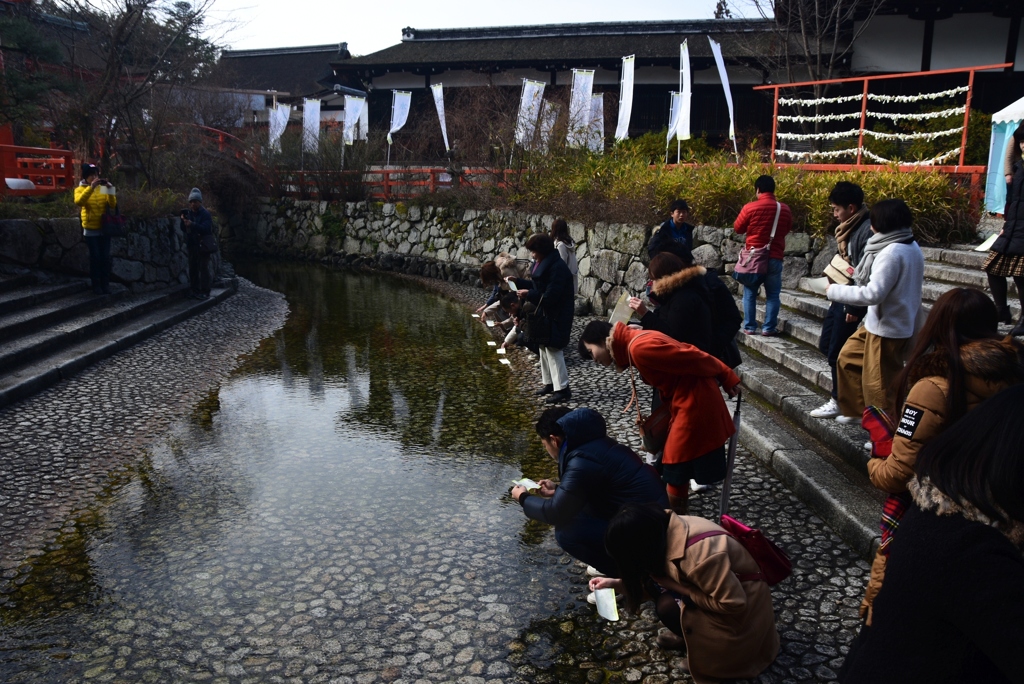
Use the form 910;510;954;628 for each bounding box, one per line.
343;95;365;145
387;91;412;145
358;98;368;141
679;41;692;141
515;79;546;147
708;37;737;153
302;98;320;153
666;92;682;146
614;55;635;142
431;83;450;152
268;103;290;153
538;100;560;153
567;69;594;148
588;93;604;153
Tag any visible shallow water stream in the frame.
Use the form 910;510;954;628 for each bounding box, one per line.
1;262;585;682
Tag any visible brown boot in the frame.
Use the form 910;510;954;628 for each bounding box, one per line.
656;629;686;650
668;494;689;516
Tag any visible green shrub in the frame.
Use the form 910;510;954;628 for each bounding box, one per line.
0;187;197;221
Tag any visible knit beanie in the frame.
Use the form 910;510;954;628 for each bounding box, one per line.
188;187;203;202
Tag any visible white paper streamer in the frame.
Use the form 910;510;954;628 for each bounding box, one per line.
614;55;634;142
302;99;320;153
343;95;365;145
538;100;560;153
387;91;411;145
778;112;862;123
708;38;736;146
515;79;546;147
679;41;692;141
431;83;450;152
588;93;605;153
777;128;861;141
774;148;857;160
567;69;595;148
870;106;966;121
861;147;961;165
862;126;963;141
268;103;291;153
867;86;969;103
779;93;864;107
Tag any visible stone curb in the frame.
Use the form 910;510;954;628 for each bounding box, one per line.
0;281;237;410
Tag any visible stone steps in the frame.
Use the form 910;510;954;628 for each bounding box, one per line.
0;270;238;410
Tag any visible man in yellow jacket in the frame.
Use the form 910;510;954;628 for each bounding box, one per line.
73;163;117;294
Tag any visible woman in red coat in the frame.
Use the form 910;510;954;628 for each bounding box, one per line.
579;321;741;513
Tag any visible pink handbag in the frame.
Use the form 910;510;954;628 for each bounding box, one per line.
733;202;781;275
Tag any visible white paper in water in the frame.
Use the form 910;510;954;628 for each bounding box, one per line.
805;277;830;295
499;358;511;365
594;588;619;621
486;320;496;328
486;341;497;346
472;314;480;318
496;348;506;355
608;291;633;328
975;233;998;252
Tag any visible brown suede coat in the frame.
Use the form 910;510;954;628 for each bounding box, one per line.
861;336;1024;622
656;514;779;683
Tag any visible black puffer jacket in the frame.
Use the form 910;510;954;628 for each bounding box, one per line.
640;265;715;353
524;250;575;349
994;160;1024;256
520;408;668;525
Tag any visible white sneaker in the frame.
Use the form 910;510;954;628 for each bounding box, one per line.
835;415;859;425
809;398;840;419
689;479;711;493
585;566;605;578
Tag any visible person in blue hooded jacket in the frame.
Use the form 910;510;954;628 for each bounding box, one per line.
511;406;669;576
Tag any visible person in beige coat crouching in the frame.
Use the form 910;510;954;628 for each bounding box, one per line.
590;503;779;683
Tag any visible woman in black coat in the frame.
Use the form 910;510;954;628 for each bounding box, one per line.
983;122;1024;335
629;252;715;354
519;233;575;403
839;385;1024;684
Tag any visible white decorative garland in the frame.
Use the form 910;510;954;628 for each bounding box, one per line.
866;86;969;103
869;106;966;121
775;148;857;160
860;147;962;165
779;93;863;107
777;112;862;123
777;128;861;141
862;126;963;141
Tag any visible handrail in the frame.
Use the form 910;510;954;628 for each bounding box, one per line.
1;145;75;196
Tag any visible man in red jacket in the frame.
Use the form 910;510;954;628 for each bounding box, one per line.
733;175;792;336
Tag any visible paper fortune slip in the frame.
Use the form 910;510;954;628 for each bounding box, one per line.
486;320;496;327
496;348;506;355
512;478;540;490
594;588;619;621
499;358;511;365
507;280;518;292
486;341;497;346
471;314;480;318
805;277;830;296
975;233;998;252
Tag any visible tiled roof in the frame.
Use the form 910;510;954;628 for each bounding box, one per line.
220;43;350;97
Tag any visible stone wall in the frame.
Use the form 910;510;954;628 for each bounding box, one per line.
230;198;827;314
0;217;213;291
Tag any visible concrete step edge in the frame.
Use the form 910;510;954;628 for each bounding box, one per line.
0;281;90;316
0;273;36;295
0;282;237;410
0;290;129;342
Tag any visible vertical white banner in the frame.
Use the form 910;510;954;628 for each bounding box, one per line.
358;98;368;141
343;95;365;145
387;90;412;145
666;92;681;146
302;98;321;153
708;37;737;157
679;41;692;141
567;69;594;148
588;93;605;153
538;100;560;153
268;103;290;153
614;55;634;142
514;79;546;147
431;83;450;152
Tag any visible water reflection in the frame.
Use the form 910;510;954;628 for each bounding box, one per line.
0;261;568;682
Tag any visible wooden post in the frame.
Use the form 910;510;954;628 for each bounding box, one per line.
958;69;975;167
856;79;869;166
770;86;779;163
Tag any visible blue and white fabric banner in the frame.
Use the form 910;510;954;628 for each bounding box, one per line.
666;92;682;146
515;79;546;147
431;84;450;152
708;37;737;148
614;55;635;142
343;95;365;145
567;69;595;148
302;98;321;152
358;98;368;141
268;103;291;153
679;41;692;141
387;91;412;145
538;100;560;153
588;93;605;153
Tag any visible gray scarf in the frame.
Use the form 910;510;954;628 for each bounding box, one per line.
853;226;915;286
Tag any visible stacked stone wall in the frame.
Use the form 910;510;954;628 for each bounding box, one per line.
230;198;828;314
0;218;210;291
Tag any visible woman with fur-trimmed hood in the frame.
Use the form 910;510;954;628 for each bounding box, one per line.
859;288;1024;624
628;252;715;355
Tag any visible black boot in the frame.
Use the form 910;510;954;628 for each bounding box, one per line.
1012;317;1024;337
535;384;554;396
546;387;572;404
998;305;1014;325
988;275;1012;323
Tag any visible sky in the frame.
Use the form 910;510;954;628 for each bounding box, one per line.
207;0;730;55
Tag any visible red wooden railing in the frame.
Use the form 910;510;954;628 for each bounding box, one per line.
1;145;75;196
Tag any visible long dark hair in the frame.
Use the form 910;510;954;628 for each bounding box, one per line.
915;385;1024;526
604;503;671;613
894;288;999;423
550;218;572;245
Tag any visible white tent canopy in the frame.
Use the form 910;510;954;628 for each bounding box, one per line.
986;94;1024;213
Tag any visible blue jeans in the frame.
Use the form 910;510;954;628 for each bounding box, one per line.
84;234;111;293
554;511;617;577
738;258;783;333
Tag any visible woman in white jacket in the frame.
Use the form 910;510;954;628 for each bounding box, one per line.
827;199;924;422
551;218;579;294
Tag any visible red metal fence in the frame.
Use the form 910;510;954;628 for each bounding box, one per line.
1;145;75;196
